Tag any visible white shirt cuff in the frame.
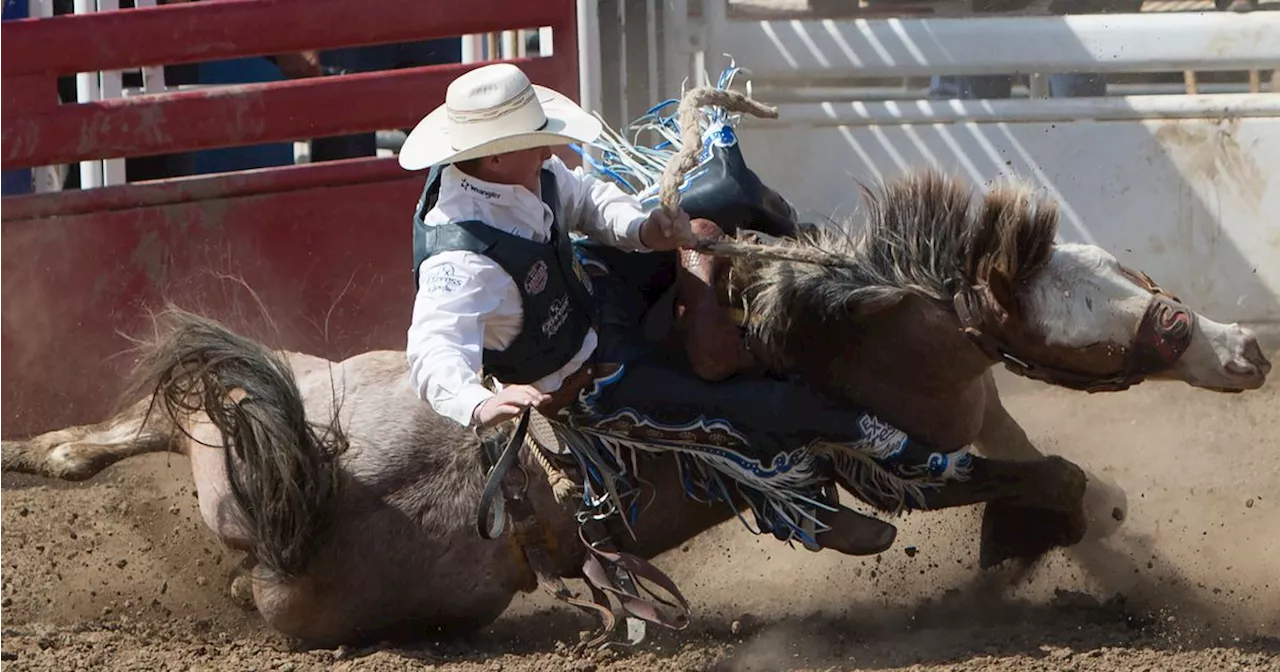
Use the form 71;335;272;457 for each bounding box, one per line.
626;215;651;252
455;384;497;427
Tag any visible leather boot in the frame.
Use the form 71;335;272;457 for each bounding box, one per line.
814;504;898;556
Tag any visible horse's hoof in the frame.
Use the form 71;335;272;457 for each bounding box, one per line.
1080;468;1127;543
979;502;1086;569
229;574;256;610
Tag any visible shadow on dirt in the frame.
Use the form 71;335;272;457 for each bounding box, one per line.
316;563;1280;671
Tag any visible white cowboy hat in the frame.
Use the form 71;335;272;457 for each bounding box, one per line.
398;62;603;171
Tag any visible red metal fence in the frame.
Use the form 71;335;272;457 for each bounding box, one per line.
1;0;580;437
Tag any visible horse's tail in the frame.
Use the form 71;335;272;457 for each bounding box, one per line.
124;306;346;580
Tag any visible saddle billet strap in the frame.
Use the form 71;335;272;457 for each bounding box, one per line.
505;491;618;649
472;380;689;638
578;524;692;631
476;409;618;648
476;406;531;540
475;359;597;537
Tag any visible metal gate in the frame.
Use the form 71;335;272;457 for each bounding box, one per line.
582;3;1280;325
1;0;580;437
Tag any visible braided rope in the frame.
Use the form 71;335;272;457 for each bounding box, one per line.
656;87;779;217
526;410;578;504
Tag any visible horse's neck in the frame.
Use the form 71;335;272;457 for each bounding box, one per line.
826;298;994;449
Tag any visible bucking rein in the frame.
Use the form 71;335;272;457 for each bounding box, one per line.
470;85;780;650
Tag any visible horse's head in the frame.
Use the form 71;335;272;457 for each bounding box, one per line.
719;167;1270;395
950;180;1270;394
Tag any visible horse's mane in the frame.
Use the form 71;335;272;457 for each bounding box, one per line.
727;166;1060;366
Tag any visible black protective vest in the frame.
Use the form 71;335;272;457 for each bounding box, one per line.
412;167;597;385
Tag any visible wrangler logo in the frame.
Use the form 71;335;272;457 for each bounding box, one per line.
460;179;500;200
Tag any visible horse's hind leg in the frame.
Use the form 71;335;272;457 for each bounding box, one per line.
1;397;177;481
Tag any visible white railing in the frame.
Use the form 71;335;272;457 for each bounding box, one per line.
69;0;137;188
758;93;1280;127
715;12;1280;81
577;6;1280;126
22;0;64;192
576;0;694;131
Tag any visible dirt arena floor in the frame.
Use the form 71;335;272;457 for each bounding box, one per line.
3;328;1278;671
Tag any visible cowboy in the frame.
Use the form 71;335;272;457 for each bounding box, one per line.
401;62;918;556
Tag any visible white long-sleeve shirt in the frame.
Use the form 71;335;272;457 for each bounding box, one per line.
407;154;652;427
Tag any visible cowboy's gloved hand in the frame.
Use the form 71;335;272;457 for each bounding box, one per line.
473;385;550;429
640;207;695;251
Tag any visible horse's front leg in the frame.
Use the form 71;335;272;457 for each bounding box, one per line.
1;397;178;481
973;371;1128;555
833;451;1089;568
914;454;1087;514
973;370;1043;461
919;454;1089;568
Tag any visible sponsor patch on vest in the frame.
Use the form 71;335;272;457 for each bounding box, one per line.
421;262;464;295
524;259;549;296
542;295;571;338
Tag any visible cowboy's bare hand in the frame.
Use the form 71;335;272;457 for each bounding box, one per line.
473;385;550;428
640;207;695;251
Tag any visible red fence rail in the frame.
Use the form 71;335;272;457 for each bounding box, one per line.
2;0;578;168
2;0;563;76
1;0;580;437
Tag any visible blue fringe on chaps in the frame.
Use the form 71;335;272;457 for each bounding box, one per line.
555;243;973;548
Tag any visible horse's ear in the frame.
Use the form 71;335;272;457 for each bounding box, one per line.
985;268;1021;318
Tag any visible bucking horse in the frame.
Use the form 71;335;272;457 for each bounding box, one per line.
1;67;1270;649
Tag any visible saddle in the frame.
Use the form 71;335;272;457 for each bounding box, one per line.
634;136;805;360
669;131;802;240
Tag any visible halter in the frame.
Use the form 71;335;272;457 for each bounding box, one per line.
953;266;1196;393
